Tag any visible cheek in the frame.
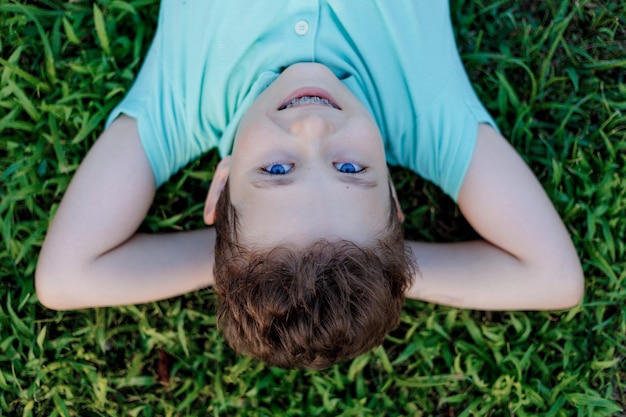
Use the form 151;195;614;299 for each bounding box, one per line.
346;119;386;157
232;116;273;155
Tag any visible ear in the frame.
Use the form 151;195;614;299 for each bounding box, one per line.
388;176;405;223
204;156;231;225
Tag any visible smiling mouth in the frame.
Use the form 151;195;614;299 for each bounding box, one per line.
278;96;340;110
278;87;342;111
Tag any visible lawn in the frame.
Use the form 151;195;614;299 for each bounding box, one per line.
0;0;624;416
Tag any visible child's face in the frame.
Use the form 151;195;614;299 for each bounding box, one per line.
227;63;393;247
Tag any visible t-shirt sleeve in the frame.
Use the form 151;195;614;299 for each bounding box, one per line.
412;66;498;202
375;1;499;203
106;31;176;187
105;4;218;188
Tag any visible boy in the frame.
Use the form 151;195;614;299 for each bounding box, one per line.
36;1;584;369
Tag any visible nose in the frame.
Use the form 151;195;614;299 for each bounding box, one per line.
289;113;336;139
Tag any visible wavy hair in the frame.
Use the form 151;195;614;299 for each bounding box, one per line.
212;182;414;369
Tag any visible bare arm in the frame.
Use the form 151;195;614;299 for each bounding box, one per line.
36;116;215;310
405;124;584;310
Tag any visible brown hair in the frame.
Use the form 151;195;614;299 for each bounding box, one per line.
213;182;414;370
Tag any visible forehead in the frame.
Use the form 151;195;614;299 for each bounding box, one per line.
233;181;391;248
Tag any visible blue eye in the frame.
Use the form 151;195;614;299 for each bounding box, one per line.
263;163;293;175
334;162;364;173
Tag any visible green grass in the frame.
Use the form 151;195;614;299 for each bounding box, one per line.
1;0;624;415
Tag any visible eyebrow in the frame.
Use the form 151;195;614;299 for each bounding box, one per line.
250;175;378;189
337;175;378;189
251;176;296;189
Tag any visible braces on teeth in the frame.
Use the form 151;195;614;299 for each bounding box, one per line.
280;96;338;109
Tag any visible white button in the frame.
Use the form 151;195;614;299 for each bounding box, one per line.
294;20;309;35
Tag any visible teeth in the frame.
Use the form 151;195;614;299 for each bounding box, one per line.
280;96;338;110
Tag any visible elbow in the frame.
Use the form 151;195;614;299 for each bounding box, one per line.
35;263;62;311
546;257;585;310
35;256;73;311
563;265;585;309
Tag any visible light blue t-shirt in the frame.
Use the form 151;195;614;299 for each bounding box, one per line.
106;0;497;201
